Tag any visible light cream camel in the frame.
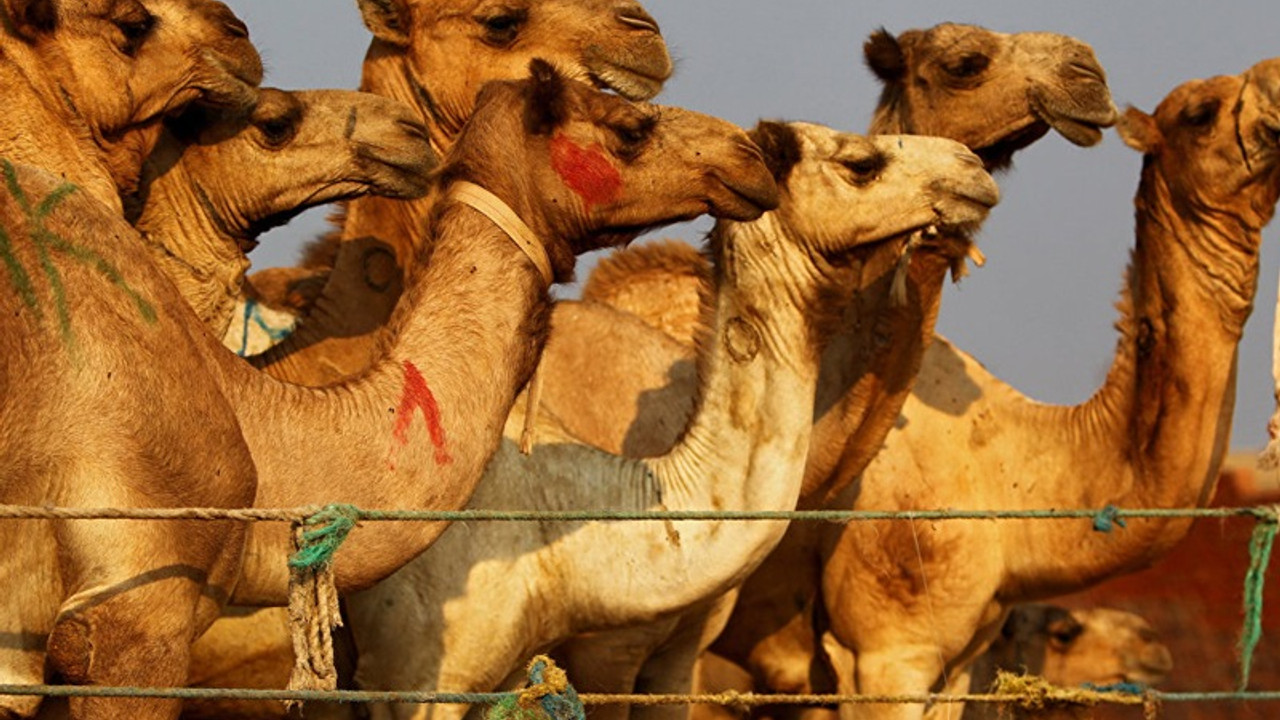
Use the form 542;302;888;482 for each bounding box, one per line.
248;0;673;379
343;123;998;720
548;26;1116;717
0;63;776;720
689;605;1172;720
776;58;1280;720
128;87;432;345
0;0;262;213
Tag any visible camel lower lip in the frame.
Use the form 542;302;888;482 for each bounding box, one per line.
587;64;665;102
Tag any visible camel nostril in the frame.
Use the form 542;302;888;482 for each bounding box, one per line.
1067;59;1105;84
224;18;249;40
616;4;661;34
396;118;430;142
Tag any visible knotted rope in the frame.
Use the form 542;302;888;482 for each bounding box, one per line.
488;656;584;720
1238;506;1279;690
285;504;360;702
1092;504;1128;533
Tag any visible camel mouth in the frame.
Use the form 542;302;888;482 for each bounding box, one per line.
584;58;669;101
707;169;780;221
1031;89;1119;149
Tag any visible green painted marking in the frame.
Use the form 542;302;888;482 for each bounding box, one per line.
0;158;158;349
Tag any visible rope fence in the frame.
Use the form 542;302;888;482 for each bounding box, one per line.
1;502;1276;715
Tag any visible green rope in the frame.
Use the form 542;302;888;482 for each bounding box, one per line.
1239;507;1278;690
287;504;361;570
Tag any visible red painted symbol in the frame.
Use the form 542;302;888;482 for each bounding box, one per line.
550;134;623;210
389;360;452;468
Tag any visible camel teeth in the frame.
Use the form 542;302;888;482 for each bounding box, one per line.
924;224;940;238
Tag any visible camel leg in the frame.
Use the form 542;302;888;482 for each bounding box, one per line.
46;579;205;720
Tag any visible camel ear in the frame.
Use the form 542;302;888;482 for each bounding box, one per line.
3;0;58;38
748;121;802;184
1117;106;1162;153
356;0;410;46
525;59;568;136
864;28;906;83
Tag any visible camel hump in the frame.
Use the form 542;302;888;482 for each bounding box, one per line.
581;239;709;344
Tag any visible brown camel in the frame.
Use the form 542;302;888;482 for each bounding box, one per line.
763;58;1280;720
247;0;673;381
539;25;1116;718
0;62;776;720
0;0;262;213
690;605;1172;720
128;87;432;344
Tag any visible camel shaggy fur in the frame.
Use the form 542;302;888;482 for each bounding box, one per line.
0;63;776;720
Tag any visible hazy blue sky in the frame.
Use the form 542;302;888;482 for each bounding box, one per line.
224;1;1280;455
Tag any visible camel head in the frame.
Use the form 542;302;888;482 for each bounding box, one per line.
746;121;999;260
2;0;262;133
356;0;672;152
1119;57;1280;228
438;60;779;281
1030;607;1174;688
144;88;434;252
864;23;1118;171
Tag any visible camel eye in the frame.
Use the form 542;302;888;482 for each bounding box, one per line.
1047;620;1083;648
257;116;298;147
478;8;528;47
115;13;155;56
841;154;886;184
1181;100;1220;127
944;53;990;79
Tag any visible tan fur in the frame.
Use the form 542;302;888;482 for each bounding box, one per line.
0;0;262;213
250;0;674;378
547;26;1118;720
722;59;1280;720
130;87;433;340
1;69;777;720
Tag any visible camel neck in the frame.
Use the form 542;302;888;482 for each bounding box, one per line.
253;45;443;384
1002;165;1265;594
134;161;250;334
801;237;953;505
344;41;445;261
573;215;838;616
221;196;549;604
0;49;122;212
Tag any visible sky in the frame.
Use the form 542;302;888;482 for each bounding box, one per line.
224;1;1280;454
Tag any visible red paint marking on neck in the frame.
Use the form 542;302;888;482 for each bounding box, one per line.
550;134;623;210
389;360;452;468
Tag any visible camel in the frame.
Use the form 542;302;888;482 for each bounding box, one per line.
244;0;673;380
127;87;433;344
538;25;1116;717
0;62;776;720
0;0;262;213
728;58;1280;720
342;123;998;720
689;605;1172;720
